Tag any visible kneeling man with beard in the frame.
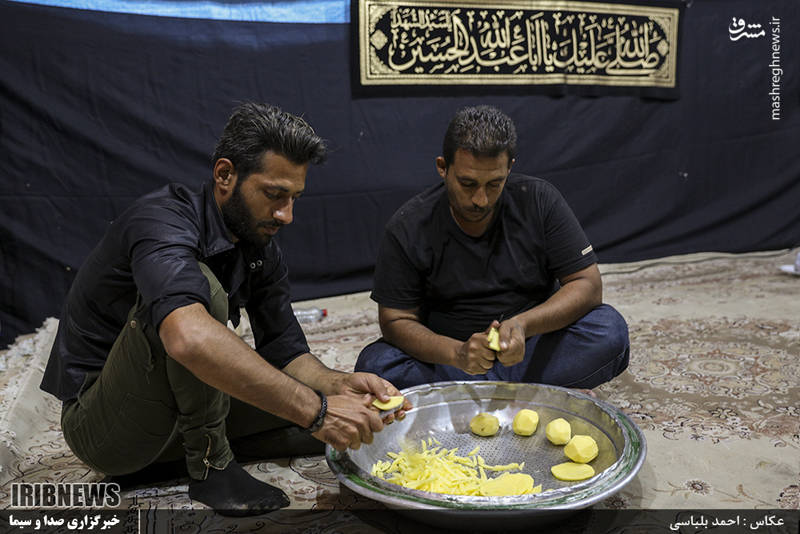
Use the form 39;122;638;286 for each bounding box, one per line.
41;103;409;516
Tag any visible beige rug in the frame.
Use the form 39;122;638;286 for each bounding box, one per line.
1;250;798;525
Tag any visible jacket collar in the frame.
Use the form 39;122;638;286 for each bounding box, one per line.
201;181;236;259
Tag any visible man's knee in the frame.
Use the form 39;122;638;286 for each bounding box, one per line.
551;304;629;387
354;340;391;374
585;304;629;358
354;340;433;390
589;305;630;380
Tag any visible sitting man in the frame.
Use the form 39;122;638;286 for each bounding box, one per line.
41;102;408;516
355;105;629;391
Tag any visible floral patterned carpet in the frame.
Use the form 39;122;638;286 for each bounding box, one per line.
1;250;798;531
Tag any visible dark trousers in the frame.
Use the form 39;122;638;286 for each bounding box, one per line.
60;263;322;481
354;304;630;390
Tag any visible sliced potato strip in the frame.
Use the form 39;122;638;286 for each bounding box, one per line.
372;440;540;496
372;395;405;411
551;461;595;481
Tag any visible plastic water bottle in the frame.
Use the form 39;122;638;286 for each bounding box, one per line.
795;251;800;273
293;307;327;323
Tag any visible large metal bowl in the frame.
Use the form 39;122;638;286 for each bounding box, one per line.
326;381;645;528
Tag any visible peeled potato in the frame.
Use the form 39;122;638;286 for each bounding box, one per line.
372;395;404;411
487;327;501;351
551;462;595;481
470;412;500;436
512;409;539;436
478;472;534;496
545;418;571;445
564;435;599;463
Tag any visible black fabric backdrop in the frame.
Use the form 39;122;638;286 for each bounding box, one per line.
1;0;799;348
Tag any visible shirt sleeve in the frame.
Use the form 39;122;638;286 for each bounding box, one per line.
539;183;598;278
370;225;426;310
245;244;310;368
124;208;211;329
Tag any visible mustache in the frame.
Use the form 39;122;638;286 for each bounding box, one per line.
257;220;283;229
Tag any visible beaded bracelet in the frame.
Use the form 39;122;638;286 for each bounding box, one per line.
303;389;327;433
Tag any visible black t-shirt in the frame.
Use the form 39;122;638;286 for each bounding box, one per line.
371;174;597;342
41;182;310;402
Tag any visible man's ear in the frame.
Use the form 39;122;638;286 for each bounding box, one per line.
435;156;448;180
213;158;237;198
508;157;515;173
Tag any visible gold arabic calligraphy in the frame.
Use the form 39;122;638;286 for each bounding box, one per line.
361;1;680;86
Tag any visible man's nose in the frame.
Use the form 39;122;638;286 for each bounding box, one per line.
274;198;294;225
472;187;488;208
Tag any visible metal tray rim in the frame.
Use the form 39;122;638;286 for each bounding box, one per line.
326;381;647;511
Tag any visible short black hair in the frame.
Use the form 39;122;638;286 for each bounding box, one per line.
213;102;327;179
442;105;517;168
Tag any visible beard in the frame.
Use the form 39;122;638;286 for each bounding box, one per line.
220;185;280;248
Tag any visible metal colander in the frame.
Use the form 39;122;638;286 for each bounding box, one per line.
326;381;645;521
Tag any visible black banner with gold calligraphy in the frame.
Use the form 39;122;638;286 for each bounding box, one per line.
3;0;798;349
353;0;684;98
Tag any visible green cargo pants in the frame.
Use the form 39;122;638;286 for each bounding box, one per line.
61;263;323;480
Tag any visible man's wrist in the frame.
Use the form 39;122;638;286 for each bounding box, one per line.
512;310;536;338
446;339;463;368
303;389;327;433
326;370;351;395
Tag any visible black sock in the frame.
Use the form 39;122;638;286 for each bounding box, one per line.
188;460;290;516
